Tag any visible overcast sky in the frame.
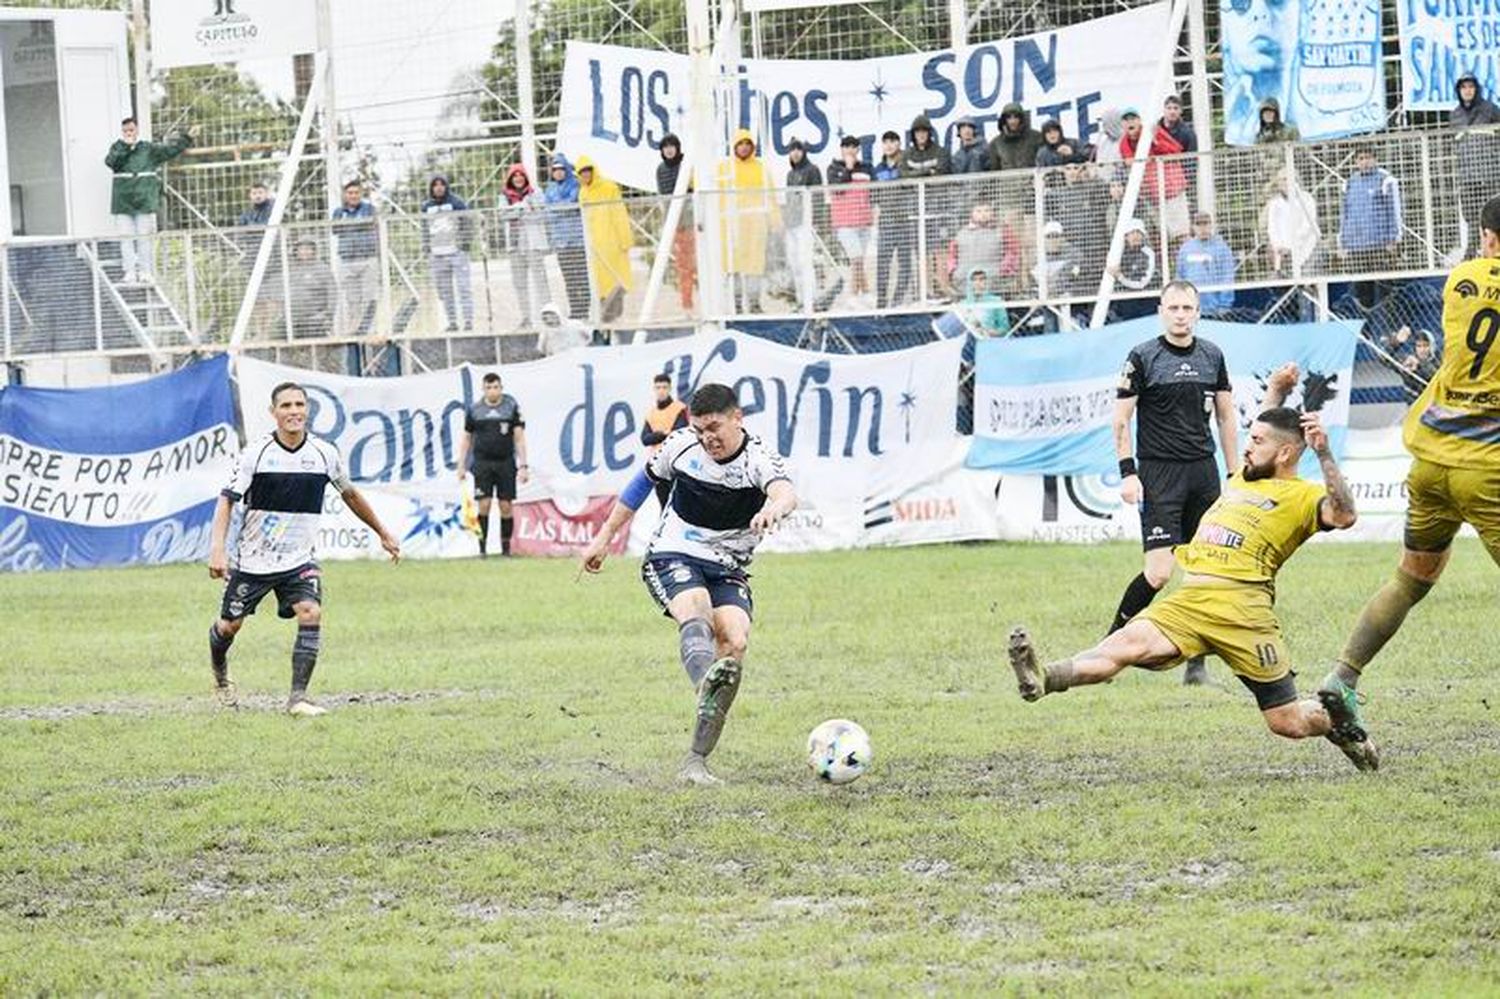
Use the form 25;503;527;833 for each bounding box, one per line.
238;0;506;171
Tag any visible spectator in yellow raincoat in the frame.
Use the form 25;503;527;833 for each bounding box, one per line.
576;156;635;324
716;128;781;314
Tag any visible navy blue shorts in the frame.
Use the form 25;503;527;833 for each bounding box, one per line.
641;554;753;619
220;562;322;621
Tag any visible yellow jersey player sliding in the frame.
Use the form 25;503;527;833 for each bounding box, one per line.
1007;408;1376;771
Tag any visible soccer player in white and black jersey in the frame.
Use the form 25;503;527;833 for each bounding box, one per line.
207;382;401;715
1109;280;1239;685
580;383;797;786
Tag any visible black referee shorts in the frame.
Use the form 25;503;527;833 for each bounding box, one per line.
1138;457;1221;551
473;459;517;501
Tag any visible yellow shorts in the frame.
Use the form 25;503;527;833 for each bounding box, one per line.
1404;457;1500;561
1137;582;1289;683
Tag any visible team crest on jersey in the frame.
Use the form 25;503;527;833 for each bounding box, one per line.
1455;279;1479;299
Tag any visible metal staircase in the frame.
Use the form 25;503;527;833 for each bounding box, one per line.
78;241;197;366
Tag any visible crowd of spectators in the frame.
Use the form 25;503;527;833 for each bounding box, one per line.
83;72;1499;371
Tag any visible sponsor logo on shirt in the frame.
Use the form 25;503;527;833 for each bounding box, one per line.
1199;523;1245;549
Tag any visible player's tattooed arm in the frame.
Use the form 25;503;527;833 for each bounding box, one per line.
1302;412;1356;530
1112;396;1141;504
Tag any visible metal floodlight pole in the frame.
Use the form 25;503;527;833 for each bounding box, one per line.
948;0;968;49
131;0;152;134
316;0;340;217
1088;0;1192;329
230;52;328;351
516;0;539;183
1187;0;1215;216
633;173;692;334
635;0;740;333
685;0;737;323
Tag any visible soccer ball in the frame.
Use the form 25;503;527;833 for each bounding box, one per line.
806;718;872;785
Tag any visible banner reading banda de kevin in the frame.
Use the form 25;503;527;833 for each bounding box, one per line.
0;356;237;572
965;317;1360;477
236;333;968;560
557;4;1169;191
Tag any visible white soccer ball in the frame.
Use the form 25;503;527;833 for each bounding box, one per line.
806;718;872;785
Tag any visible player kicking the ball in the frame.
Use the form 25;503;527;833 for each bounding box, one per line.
580;383;797;786
1007;408;1379;770
207;382;401;715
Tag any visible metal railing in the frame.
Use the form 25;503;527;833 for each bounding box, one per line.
4;125;1495;367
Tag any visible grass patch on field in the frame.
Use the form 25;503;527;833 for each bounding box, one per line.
2;542;1498;994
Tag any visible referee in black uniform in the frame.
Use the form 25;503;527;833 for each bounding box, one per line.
1109;280;1240;685
456;372;529;556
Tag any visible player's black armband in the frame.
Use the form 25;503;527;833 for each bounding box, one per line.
1118;458;1137;478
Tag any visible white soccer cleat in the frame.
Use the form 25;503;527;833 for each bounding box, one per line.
678;753;723;786
286;697;327;718
213;680;239;709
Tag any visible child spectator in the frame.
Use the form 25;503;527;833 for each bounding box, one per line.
1175;212;1236;316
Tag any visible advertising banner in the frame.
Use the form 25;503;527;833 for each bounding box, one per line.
1222;0;1384;146
967;317;1360;477
556;5;1170;191
0;356;236;571
1399;0;1500;111
238;332;968;559
150;0;316;69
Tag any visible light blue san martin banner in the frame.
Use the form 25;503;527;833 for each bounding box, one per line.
1222;0;1384;146
966;317;1360;477
1400;0;1500;111
0;356;236;571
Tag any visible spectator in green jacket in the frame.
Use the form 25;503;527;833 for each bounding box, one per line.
104;116;193;283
